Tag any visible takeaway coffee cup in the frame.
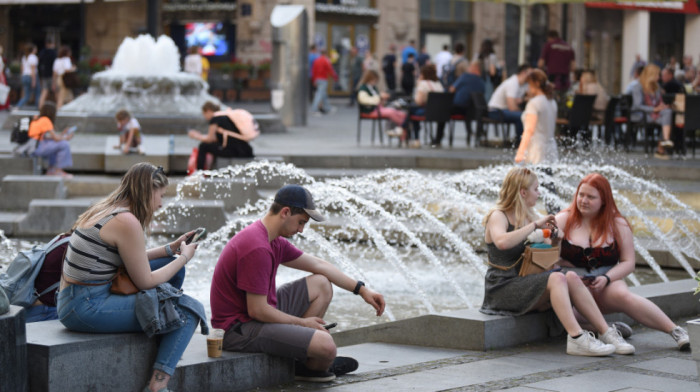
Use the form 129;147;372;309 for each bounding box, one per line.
207;328;224;358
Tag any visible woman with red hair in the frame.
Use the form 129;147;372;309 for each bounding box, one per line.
555;173;689;351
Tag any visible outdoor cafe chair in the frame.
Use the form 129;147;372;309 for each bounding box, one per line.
590;96;620;147
357;104;386;145
447;105;472;147
556;94;596;147
409;92;454;145
471;92;509;147
680;94;700;157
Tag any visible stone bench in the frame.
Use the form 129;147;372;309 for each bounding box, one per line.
26;320;293;392
332;279;700;351
104;135;170;173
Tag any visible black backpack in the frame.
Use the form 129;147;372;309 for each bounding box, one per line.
11;116;31;145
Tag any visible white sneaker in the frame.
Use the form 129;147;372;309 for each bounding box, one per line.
385;127;402;137
600;326;635;355
567;330;616;357
670;326;690;351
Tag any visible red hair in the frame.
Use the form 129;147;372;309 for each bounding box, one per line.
563;173;630;245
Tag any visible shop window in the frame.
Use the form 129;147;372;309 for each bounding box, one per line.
420;0;471;22
240;3;252;16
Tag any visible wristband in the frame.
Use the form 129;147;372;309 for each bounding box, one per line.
353;280;365;295
165;243;174;257
181;253;191;264
603;274;611;286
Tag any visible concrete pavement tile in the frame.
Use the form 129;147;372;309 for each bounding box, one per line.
523;369;700;392
499;387;558;392
337;342;471;373
625;329;682;354
510;345;605;367
626;357;698;377
324;356;566;392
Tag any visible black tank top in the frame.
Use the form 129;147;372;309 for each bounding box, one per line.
560;238;620;271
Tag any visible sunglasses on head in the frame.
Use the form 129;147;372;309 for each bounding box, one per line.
152;166;164;178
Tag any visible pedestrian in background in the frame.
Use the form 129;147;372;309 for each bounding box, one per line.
53;45;76;110
348;47;364;107
38;38;57;109
538;30;575;98
401;53;416;96
16;43;40;109
382;44;397;92
310;49;338;117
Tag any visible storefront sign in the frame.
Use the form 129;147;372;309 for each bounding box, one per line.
586;1;699;14
315;3;380;17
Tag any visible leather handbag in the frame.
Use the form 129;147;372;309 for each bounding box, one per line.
109;266;139;295
518;245;560;277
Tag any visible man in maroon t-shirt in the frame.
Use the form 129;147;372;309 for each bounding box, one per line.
538;30;575;93
210;184;385;382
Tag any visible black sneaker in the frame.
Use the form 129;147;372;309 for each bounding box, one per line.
328;356;359;376
294;361;336;382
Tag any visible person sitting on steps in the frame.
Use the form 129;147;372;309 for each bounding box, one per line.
210;184;386;382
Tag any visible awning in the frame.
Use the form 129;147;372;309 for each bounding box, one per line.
0;0;94;3
0;0;131;3
586;1;700;14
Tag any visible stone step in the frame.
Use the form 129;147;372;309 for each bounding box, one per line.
0;211;26;236
104;135;170;173
18;198;96;236
332;279;700;351
0;153;35;178
26;320;292;392
9;197;227;237
4;111;286;135
0;175;67;211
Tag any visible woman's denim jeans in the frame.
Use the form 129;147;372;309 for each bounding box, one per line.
17;75;39;108
56;257;194;375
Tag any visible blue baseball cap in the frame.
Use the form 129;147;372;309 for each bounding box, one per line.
274;184;326;222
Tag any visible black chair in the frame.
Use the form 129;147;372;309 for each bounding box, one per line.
471;92;508;147
408;92;454;145
447;105;472;147
617;94;644;151
591;96;620;147
357;105;386;145
683;94;700;157
556;94;596;146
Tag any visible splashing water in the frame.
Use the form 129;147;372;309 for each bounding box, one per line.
2;160;697;330
149;160;698;329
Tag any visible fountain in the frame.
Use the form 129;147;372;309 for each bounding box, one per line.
61;35;219;117
2;162;698;331
4;34;283;134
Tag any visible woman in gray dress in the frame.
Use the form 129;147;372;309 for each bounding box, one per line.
480;167;633;356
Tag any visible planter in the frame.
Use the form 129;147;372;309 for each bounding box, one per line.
232;69;250;80
688;319;700;385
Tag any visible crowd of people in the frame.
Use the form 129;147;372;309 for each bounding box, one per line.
5;161;690;391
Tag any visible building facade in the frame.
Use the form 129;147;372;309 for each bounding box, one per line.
8;1;697;98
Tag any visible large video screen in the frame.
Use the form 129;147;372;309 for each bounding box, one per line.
185;22;229;56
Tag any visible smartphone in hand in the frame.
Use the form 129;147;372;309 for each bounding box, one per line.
581;274;596;284
66;125;78;135
185;227;206;244
323;322;337;330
